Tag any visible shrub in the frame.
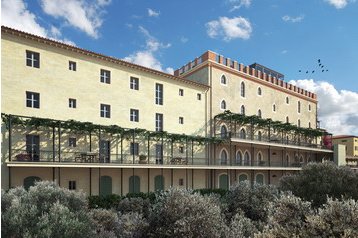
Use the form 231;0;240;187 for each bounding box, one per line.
90;208;120;237
225;213;258;238
117;197;151;218
2;181;94;238
279;162;358;207
225;181;278;223
304;198;358;237
194;188;228;198
88;194;122;209
148;188;226;237
117;212;149;238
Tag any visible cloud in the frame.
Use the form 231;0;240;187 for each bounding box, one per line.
40;0;111;39
1;0;47;37
124;26;172;73
289;79;358;136
180;36;188;43
1;0;76;45
282;15;305;23
206;16;252;41
324;0;356;9
148;8;160;17
228;0;251;12
281;50;288;54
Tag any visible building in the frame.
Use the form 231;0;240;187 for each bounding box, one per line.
332;135;358;167
1;26;334;195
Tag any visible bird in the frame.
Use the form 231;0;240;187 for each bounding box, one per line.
326;69;328;72
319;63;322;66
322;69;324;72
321;65;324;68
318;59;321;63
306;71;309;73
312;70;315;73
299;70;301;72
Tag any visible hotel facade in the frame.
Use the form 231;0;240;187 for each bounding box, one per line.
1;26;334;195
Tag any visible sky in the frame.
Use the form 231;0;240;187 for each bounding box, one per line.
1;0;358;135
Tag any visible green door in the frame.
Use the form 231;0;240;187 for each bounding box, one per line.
23;176;41;190
154;175;164;191
100;176;112;196
219;174;228;189
129;176;140;193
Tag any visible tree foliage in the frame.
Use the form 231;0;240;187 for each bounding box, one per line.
279;162;358;206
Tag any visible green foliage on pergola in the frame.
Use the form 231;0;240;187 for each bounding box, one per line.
214;110;327;138
1;113;223;144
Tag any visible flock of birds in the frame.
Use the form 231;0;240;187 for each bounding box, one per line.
298;59;329;74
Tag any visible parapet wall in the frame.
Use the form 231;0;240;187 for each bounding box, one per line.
174;51;317;100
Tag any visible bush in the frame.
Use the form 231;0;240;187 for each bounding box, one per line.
225;181;278;223
117;212;149;238
194;188;228;197
90;208;120;237
279;162;358;207
304;198;358;237
2;181;94;238
148;188;226;237
225;213;258;238
88;194;122;209
117;197;151;218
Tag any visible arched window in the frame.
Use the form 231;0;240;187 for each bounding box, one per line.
257;87;262;96
241;82;245;97
244;151;250;165
240;128;246;139
100;176;112;196
241;105;245;115
220;150;228;165
219;174;229;189
221;75;227;85
256;174;264;184
298;119;301;127
286;116;289;123
285;155;290;167
23;176;41;190
309;122;311;128
286;97;289;104
129;175;140;193
257;109;262;118
257;152;263;166
258;131;262;141
272;104;276;112
220;125;228;138
298;101;301;113
239;174;248;183
154;175;165;191
221;100;226;110
236;151;242;165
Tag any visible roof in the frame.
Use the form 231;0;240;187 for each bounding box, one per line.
1;26;209;90
332;135;357;139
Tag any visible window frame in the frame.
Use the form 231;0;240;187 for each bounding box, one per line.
155;113;163;131
155;83;163;105
179;89;184;96
26;50;40;68
26;91;40;108
130;142;139;155
179;117;184;124
100;104;111;118
69;61;76;71
130;76;139;90
130;109;139;122
69;137;77;147
69;98;77;108
69;180;76;190
100;69;111;84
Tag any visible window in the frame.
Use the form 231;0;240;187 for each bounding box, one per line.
220;150;228;165
240;128;246;139
179;178;184;186
130;142;139;155
130;109;139;122
197;93;201;100
100;104;111;118
257;87;262;96
26;50;40;68
308;104;311;111
258;131;262;141
221;100;226;110
69;181;76;190
155;83;163;105
179;117;184;124
221;75;227;85
273;104;276;112
69;138;76;147
236;151;242;165
221;125;228;138
69;61;76;71
257;109;262;118
179;146;184;153
241;105;245;115
130;77;139;90
241;82;245;97
286;97;289;104
298;101;301;113
309;122;311;128
100;69;111;84
179;89;184;96
155;113;163;131
298;119;301;127
69;98;76;108
26;91;40;108
286;116;289;123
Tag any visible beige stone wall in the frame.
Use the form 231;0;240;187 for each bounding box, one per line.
332;137;358;157
1;34;207;136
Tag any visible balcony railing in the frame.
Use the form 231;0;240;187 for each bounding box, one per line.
214;159;310;168
217;133;332;150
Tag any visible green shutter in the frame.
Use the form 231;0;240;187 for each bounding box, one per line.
100;176;112;196
219;174;228;189
23;176;41;190
129;176;140;193
154;175;164;191
239;174;248;182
